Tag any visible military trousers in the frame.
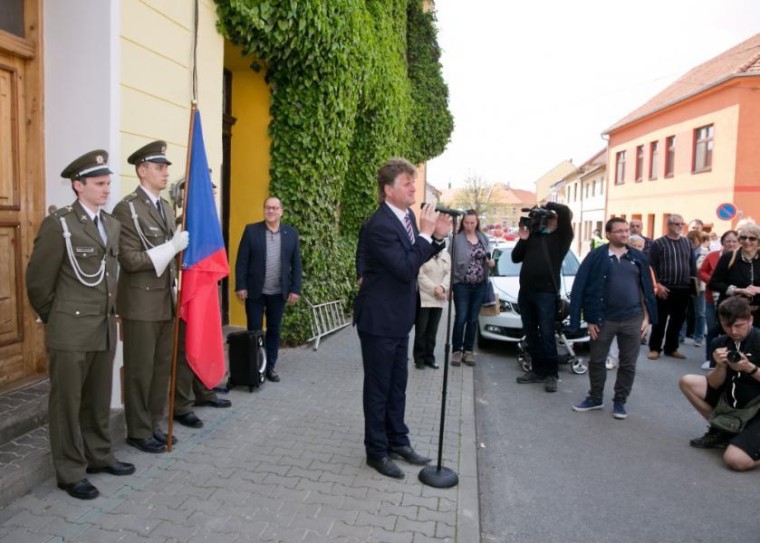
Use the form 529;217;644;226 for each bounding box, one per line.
122;319;173;439
48;348;115;484
174;320;218;414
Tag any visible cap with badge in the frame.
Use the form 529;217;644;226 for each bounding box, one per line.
60;149;112;180
127;140;172;166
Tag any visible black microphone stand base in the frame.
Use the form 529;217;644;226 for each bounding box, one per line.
418;465;459;488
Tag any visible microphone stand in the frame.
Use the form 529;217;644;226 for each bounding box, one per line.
419;214;460;488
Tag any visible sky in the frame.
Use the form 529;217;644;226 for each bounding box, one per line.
426;0;760;191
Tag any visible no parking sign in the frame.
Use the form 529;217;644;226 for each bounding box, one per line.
716;202;737;221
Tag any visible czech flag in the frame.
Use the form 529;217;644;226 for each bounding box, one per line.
180;109;229;389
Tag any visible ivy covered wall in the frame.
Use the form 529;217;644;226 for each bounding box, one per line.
215;0;453;343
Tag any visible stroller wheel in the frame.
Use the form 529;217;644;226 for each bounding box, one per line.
569;356;588;375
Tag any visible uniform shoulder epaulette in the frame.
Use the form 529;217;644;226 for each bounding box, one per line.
122;192;139;203
52;206;75;219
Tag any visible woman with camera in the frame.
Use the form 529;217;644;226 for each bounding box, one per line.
449;210;494;366
708;223;760;328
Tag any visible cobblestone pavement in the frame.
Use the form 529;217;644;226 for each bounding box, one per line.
0;324;478;542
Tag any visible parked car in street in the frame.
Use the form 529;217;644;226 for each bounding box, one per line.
477;242;589;345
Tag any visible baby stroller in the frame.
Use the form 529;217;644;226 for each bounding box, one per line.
516;301;588;375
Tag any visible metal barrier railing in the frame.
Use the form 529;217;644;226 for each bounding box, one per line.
305;298;352;350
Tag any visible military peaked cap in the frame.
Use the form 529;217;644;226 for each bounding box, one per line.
60;149;112;180
127;140;172;165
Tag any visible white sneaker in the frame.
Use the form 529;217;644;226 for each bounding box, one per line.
605;358;618;370
701;360;712;370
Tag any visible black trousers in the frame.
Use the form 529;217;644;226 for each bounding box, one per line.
649;285;691;354
358;330;411;459
413;307;443;366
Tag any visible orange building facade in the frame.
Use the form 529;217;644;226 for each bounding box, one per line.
605;34;760;238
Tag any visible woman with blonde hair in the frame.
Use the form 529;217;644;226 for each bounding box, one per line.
708;223;760;327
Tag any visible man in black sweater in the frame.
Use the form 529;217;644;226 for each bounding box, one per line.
513;202;573;392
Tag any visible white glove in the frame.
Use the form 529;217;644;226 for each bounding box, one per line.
172;229;189;252
146;241;176;277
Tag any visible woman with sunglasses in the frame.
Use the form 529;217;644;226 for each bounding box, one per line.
708;224;760;328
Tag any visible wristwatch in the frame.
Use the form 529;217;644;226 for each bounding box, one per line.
748;365;759;376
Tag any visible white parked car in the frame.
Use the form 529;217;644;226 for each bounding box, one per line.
477;242;589;345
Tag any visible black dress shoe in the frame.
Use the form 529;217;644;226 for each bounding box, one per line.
389;445;432;465
174;412;204;428
414;363;425;370
58;478;99;500
366;456;405;479
194;398;232;408
424;362;440;369
126;436;166;453
266;369;280;382
153;429;178;445
86;460;136;476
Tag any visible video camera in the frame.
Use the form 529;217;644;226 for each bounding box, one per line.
519;206;557;233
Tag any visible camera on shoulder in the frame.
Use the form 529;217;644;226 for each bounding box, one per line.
519;206;557;233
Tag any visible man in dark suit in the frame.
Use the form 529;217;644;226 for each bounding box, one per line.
27;149;134;500
235;196;303;382
354;157;451;479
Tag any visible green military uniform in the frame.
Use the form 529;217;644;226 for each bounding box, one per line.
26;151;120;486
112;141;178;445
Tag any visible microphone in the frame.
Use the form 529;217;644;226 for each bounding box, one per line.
421;202;466;216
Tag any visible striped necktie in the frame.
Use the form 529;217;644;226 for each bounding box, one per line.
404;212;415;244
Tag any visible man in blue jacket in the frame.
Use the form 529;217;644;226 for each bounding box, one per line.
569;217;657;420
235;196;302;382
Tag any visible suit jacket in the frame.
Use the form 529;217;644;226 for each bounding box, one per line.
235;221;303;300
26;200;120;351
353;203;443;337
112;186;177;321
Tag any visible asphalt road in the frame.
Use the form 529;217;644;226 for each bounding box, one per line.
473;337;758;543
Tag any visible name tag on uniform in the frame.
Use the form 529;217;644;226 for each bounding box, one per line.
75;246;96;254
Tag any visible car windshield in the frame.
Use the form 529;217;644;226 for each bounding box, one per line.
492;247;580;277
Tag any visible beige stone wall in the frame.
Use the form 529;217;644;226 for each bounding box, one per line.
119;0;223;196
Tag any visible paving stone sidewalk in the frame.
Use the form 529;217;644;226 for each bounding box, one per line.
0;324;478;543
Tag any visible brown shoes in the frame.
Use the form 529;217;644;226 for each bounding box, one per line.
462;351;476;366
667;351;687;359
647;351;660;360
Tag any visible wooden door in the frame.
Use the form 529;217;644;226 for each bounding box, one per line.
0;0;46;392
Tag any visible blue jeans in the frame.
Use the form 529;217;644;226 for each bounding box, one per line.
692;293;706;343
452;282;488;353
518;290;558;378
704;301;718;364
245;293;286;370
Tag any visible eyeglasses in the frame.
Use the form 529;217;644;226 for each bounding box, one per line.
264;206;281;211
738;235;758;242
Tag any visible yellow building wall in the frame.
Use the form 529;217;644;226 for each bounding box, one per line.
225;43;273;327
607;105;739;236
119;0;224;197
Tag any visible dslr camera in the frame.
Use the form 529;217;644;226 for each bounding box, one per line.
727;349;743;364
519;206;557;234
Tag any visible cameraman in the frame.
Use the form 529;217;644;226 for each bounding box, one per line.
513;202;573;392
678;296;760;471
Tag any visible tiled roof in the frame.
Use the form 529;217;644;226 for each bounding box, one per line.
606;33;760;133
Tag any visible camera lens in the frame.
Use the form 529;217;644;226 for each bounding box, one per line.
728;350;742;364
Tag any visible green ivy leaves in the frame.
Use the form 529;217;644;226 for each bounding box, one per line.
215;0;453;344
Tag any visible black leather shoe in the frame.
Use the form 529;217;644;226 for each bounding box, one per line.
194;398;232;408
126;436;166;453
86;460;136;476
153;429;178;445
424;362;440;369
366;456;405;479
174;412;204;428
389;445;432;465
266;369;280;382
58;479;99;500
414;363;425;370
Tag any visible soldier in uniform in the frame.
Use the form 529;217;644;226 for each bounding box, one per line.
112;141;189;453
171;178;231;429
26;150;135;500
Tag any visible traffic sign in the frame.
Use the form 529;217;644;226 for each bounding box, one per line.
716;202;737;221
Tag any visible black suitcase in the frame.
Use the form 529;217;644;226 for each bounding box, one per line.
227;330;267;392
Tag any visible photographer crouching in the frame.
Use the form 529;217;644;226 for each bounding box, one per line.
513;202;573;392
679;296;760;471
